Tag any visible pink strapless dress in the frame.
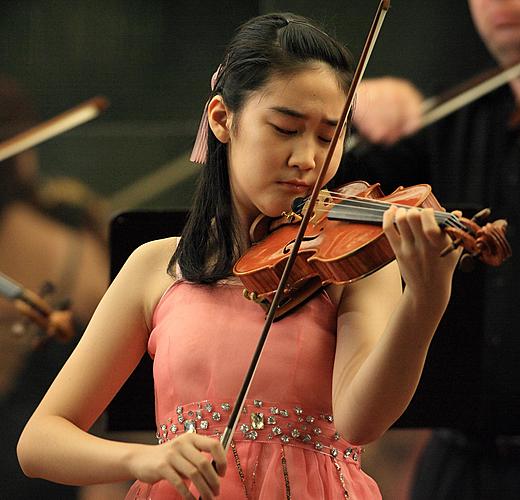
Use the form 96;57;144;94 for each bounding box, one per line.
126;281;381;499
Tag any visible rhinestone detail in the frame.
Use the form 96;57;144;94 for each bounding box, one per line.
155;399;363;466
251;412;265;430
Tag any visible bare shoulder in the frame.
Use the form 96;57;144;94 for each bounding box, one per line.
121;237;179;326
327;261;401;313
334;260;402;351
127;236;178;267
341;261;400;306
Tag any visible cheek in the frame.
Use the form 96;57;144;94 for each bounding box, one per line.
235;128;280;168
254;142;287;177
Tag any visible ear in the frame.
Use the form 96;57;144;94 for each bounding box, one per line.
207;95;232;144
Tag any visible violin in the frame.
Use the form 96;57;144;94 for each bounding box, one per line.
0;272;75;347
234;181;512;318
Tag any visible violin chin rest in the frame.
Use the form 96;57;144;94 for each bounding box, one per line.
258;275;324;321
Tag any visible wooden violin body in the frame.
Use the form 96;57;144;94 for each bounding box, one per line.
234;181;511;317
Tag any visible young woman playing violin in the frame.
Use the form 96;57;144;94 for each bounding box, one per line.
17;13;461;500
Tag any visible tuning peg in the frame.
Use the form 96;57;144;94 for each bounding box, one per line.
471;208;491;224
440;237;462;257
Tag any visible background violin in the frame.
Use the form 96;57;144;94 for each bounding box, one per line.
0;272;75;347
0;272;75;346
234;180;512;318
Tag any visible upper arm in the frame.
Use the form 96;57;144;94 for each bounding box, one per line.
332;261;402;399
29;237;177;431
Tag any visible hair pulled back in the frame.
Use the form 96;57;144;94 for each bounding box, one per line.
171;13;354;283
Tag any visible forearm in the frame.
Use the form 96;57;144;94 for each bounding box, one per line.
18;415;148;485
334;287;449;444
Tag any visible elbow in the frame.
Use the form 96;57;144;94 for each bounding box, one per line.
17;428;39;478
340;426;385;446
334;414;387;446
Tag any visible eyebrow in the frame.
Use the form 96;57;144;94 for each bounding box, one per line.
269;106;338;127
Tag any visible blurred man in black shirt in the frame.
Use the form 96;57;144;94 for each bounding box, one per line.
335;1;520;498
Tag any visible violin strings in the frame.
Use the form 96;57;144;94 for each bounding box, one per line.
326;203;463;229
321;204;459;227
297;194;467;230
314;192;466;229
325;192;465;228
325;192;459;222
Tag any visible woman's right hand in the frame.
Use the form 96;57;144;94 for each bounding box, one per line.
128;433;227;500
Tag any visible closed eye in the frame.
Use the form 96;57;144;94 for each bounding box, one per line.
271;124;297;136
271;124;332;143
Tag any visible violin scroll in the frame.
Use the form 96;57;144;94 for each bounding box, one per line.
441;208;512;268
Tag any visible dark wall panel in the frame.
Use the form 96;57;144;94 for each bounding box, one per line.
1;1;494;210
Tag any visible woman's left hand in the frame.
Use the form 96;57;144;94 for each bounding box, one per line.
383;206;461;306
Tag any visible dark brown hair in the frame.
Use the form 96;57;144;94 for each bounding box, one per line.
171;13;353;283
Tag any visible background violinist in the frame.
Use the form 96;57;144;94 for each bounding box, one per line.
0;75;110;498
337;0;520;498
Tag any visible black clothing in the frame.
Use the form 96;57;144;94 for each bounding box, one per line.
334;85;520;499
411;429;520;500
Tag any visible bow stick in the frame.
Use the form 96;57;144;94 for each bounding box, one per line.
0;96;109;162
216;0;391;461
347;59;520;150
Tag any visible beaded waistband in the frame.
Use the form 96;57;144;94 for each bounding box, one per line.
156;399;362;466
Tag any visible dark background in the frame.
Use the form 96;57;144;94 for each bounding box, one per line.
1;0;493;212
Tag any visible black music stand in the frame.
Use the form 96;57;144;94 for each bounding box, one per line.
107;210;188;431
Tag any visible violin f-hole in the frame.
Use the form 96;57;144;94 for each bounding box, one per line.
283;232;322;254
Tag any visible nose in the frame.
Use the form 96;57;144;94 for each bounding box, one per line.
287;137;317;171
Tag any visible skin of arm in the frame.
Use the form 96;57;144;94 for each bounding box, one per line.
331;206;460;444
17;237;226;498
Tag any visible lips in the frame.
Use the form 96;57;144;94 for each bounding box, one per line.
278;180;312;194
490;11;520;28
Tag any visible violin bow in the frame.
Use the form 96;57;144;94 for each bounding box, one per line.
0;96;109;162
217;0;391;458
347;59;520;149
0;272;75;343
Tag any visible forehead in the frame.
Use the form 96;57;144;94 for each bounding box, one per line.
245;63;346;117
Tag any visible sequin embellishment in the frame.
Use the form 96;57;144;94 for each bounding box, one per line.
155;398;363;498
